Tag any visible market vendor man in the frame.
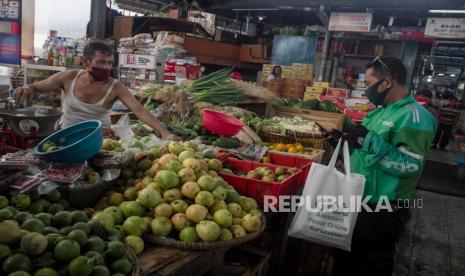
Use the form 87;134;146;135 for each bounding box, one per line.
14;41;175;139
328;57;436;276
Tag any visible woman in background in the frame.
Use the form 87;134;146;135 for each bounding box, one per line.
266;66;282;81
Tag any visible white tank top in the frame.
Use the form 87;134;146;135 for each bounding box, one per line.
61;70;116;129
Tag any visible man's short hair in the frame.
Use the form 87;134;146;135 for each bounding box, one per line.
366;57;407;86
83;41;113;60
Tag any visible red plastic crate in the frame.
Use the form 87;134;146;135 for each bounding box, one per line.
219;158;302;207
263;151;314;186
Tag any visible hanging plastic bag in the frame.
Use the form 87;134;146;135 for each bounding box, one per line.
37;181;59;196
113;114;134;143
288;139;366;251
102;169;121;182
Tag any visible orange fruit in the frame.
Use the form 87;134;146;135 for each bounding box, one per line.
286;144;294;150
288;147;298;153
276;144;287;151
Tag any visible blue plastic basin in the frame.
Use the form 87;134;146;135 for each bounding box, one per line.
34;120;103;163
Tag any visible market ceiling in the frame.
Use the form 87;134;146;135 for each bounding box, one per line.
198;0;463;10
196;0;465;26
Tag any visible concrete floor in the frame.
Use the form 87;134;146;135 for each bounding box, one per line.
394;190;465;276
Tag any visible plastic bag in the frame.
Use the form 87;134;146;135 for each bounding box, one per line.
37;181;59;195
102;169;121;182
134;33;152;40
113;114;134;143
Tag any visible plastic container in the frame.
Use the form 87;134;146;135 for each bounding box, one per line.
0;107;62;137
34;120;103;163
202;109;244;137
218;158;303;207
263;151;315;185
268;148;324;164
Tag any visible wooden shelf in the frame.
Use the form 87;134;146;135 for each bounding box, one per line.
332;37;403;43
434;51;465;58
343;54;376;59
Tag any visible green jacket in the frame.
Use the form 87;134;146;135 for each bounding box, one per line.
351;94;437;204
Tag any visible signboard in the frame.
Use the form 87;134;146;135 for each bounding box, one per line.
0;0;21;66
119;54;155;69
425;18;465;39
328;12;373;32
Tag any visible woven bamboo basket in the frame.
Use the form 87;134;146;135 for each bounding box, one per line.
146;215;266;251
127;248;141;276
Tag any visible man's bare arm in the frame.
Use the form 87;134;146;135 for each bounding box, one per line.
115;82;174;139
14;70;72;103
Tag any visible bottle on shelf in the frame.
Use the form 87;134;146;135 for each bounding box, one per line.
47;49;54;66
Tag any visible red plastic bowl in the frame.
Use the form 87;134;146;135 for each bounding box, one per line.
202;109;244;136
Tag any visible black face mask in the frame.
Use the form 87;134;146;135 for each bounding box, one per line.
366;79;390;106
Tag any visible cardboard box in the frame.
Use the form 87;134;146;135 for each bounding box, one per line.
167;35;185;45
270;106;345;131
292;63;314;70
326;87;350;99
306;86;325;94
344;98;370;108
312;82;330;89
304;92;321;100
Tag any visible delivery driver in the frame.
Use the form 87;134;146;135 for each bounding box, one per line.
328;57;436;276
14;41;175;139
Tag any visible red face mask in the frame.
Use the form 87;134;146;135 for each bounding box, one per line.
89;66;111;82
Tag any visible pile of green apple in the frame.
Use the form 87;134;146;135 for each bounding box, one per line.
238;166;299;183
40;141;64;153
101;138;124;152
93;141;263;247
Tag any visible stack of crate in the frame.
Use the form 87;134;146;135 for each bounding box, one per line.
280;66;292;79
262;64;274;78
291;63;313;81
304;81;329;100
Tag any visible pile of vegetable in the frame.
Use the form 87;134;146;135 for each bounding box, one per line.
273;98;338;113
187;68;247;106
280;26;297;36
245;116;321;136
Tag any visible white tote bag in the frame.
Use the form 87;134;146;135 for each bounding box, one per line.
288;139;365;251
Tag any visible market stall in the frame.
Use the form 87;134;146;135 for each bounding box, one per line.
0;60;349;275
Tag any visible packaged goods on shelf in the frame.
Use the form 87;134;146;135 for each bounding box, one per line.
312;82;330;89
262;64;273;77
351;89;367;99
326;87;350;99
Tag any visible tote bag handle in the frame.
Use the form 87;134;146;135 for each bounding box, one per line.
327;139;352;179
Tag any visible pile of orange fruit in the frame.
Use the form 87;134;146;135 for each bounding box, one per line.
267;143;320;156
